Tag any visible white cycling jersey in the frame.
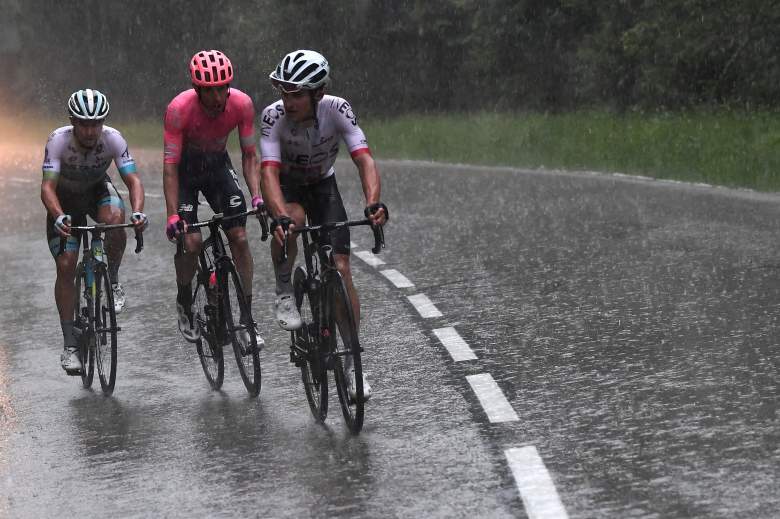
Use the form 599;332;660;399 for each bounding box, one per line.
259;95;370;186
42;125;137;191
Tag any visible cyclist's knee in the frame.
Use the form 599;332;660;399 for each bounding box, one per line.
286;203;305;226
334;253;352;277
98;205;124;225
227;228;249;249
55;252;78;274
184;233;203;252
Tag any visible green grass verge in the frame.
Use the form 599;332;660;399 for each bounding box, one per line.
363;111;780;191
10;111;780;191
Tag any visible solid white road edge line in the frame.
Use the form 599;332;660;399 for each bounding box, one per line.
505;446;569;519
432;327;477;361
407;293;443;318
465;373;518;423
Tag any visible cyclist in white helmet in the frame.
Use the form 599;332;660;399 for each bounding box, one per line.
259;50;388;401
41;88;147;372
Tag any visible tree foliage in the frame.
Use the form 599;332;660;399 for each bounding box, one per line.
2;0;779;117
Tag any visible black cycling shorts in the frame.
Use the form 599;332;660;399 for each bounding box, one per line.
46;176;124;257
281;174;350;255
177;150;247;231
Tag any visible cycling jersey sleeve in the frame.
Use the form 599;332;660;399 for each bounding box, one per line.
259;103;283;168
107;129;137;176
42;130;63;182
163;102;184;164
237;94;257;156
331;97;370;158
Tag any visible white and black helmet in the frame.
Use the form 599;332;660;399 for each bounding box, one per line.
269;50;330;91
68;89;110;120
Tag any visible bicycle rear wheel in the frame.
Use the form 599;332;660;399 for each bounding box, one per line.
94;265;117;394
74;263;94;388
330;272;364;434
293;266;327;421
192;262;224;390
222;261;261;396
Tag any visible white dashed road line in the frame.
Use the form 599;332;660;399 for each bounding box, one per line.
379;268;414;288
432;327;477;361
466;373;519;423
354;249;386;267
353;243;566;516
505;446;569;519
406;293;443;318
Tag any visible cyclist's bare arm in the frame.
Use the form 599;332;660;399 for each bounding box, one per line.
242;150;261;201
41;178;65;220
163;162;180;217
121;171;145;215
259;162;296;245
353;152;386;226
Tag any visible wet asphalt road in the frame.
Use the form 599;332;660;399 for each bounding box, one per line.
0;148;778;518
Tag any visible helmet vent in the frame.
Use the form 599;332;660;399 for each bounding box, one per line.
292;63;318;83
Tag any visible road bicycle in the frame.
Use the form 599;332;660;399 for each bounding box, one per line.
178;208;268;396
70;222;143;395
282;211;386;433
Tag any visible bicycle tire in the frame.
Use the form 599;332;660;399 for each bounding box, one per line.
330;271;364;433
192;260;224;390
293;266;328;421
221;261;261;396
74;263;94;388
94;265;118;394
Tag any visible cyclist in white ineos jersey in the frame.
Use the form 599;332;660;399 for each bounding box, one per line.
41;89;148;372
259;50;388;401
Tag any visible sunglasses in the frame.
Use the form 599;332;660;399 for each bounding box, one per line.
271;79;303;94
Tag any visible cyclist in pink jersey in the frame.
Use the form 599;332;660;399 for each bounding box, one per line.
260;50;388;400
163;49;264;346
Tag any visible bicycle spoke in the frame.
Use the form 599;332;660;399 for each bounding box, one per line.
293;266;327;421
192;260;224;390
223;263;261;396
330;272;364;434
95;266;117;394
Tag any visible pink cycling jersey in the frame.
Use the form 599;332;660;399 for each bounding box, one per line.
163;88;256;164
259;95;370;185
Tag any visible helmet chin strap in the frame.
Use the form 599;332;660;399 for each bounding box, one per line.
309;89;320;129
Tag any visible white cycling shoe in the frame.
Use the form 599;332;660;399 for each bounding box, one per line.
236;322;265;352
60;347;82;372
112;283;126;313
347;370;372;402
177;303;201;343
274;293;302;331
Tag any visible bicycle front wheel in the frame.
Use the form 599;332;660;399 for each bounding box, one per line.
192;262;224;390
330;272;364;434
222;262;261;396
94;265;117;394
293;266;327;421
74;263;94;388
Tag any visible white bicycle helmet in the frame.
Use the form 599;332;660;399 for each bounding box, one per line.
269;50;329;92
68;89;110;120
